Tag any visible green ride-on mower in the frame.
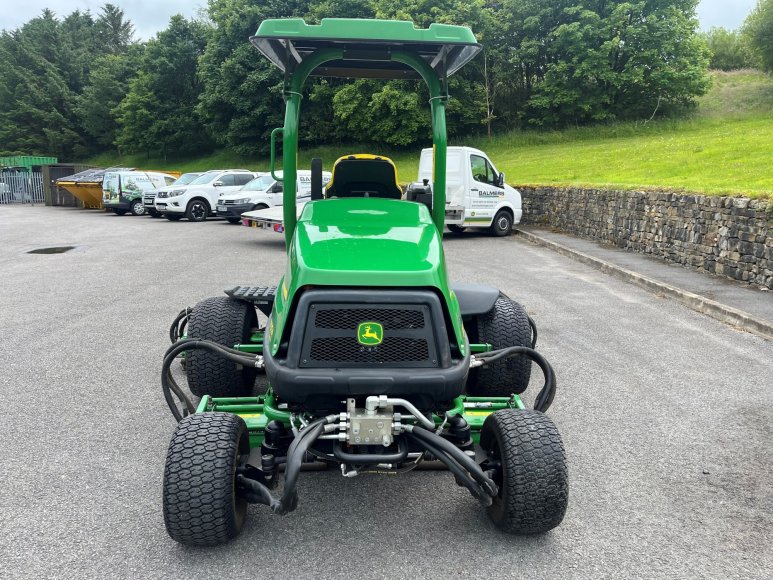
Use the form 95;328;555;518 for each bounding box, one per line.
161;18;568;547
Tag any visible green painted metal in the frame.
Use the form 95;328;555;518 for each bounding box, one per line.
266;197;467;356
270;128;284;183
255;18;477;47
0;155;58;171
199;393;522;448
251;19;481;79
280;47;344;246
233;343;262;353
469;343;493;353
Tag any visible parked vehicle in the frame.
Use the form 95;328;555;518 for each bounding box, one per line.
241;147;520;237
144;172;203;217
216;170;331;224
416;146;522;236
102;170;177;216
155;169;258;222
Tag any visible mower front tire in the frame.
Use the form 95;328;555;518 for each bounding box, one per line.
186;296;258;397
481;409;568;534
466;295;532;396
163;412;249;546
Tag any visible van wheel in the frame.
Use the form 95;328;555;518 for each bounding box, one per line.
130;200;145;216
448;225;466;234
186;200;209;222
490;210;513;237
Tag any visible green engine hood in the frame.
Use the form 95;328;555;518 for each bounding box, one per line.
293;198;442;285
267;198;466;355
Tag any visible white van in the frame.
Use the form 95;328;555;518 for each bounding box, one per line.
216;170;331;224
102;170;177;216
418;146;522;236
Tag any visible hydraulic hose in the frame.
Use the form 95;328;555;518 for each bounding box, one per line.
527;315;538;349
332;439;408;465
161;338;261;421
236;417;331;514
407;426;497;496
169;307;191;343
476;345;556;412
403;431;492;506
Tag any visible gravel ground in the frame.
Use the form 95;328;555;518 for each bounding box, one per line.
1;205;771;579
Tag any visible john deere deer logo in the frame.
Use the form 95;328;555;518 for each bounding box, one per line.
357;321;383;345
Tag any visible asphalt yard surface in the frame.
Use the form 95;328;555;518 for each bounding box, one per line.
1;206;771;579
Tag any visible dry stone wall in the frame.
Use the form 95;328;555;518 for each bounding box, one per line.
518;186;773;290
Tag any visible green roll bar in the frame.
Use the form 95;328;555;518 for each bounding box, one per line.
267;48;449;246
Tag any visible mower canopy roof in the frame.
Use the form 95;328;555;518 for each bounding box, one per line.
250;18;481;79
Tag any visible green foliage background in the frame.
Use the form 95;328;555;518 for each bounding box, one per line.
0;0;769;161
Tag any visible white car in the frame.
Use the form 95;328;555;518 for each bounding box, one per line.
155;169;258;222
144;172;203;217
216;170;331;224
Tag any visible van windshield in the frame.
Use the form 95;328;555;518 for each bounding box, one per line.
243;175;275;191
172;173;201;186
189;173;217;186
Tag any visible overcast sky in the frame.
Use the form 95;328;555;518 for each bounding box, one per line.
0;0;761;39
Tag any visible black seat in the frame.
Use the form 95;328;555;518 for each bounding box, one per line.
325;155;402;199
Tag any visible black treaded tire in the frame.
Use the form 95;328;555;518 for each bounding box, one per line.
448;224;466;234
114;208;128;216
163;412;249;546
490;209;513;236
130;199;145;216
481;409;568;534
186;297;258;397
186;199;209;222
165;214;182;221
226;217;241;224
466;295;532;395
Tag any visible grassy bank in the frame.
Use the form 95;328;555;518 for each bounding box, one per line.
87;70;773;198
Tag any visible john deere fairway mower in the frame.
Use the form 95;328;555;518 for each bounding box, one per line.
161;18;567;547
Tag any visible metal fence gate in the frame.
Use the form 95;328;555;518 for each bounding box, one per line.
0;171;45;204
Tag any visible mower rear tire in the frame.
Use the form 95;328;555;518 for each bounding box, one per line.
481;409;568;534
186;297;258;397
466;295;532;395
163;412;249;546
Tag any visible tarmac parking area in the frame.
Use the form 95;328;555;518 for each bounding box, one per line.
1;206;771;579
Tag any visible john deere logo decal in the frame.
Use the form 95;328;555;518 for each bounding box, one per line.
357;322;383;345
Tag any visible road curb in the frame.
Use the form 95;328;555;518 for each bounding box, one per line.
514;228;773;342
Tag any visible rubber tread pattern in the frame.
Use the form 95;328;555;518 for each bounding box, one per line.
468;296;532;395
481;409;568;534
163;412;248;546
186;296;257;397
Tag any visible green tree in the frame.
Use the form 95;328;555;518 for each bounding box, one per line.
77;49;142;151
743;0;773;72
115;16;212;158
704;27;754;70
96;4;136;55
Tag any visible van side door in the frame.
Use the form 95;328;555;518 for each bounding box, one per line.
468;153;503;223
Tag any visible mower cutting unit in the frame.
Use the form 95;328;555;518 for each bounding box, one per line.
161;18;568;547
